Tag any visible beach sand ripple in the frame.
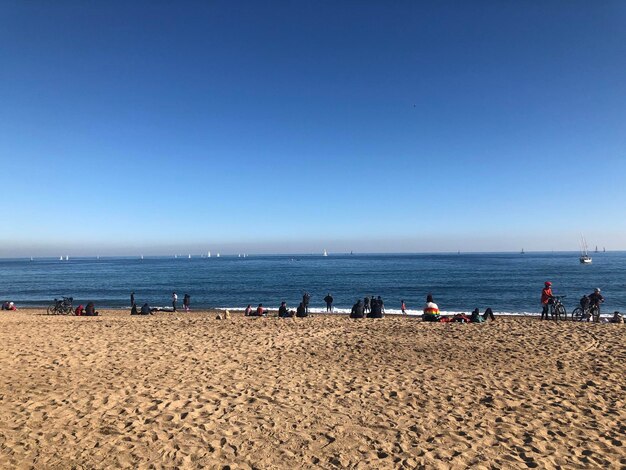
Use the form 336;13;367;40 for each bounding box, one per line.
0;310;624;468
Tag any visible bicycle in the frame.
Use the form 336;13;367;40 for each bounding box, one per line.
549;296;567;321
571;303;601;323
47;297;74;315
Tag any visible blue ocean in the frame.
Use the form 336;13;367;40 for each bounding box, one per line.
1;252;625;315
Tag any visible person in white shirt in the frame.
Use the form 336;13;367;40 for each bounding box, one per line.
172;292;178;312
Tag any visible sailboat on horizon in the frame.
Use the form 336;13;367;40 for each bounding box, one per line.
322;249;328;257
579;235;592;264
521;248;525;255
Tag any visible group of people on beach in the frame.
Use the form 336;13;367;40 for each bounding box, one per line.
541;281;623;323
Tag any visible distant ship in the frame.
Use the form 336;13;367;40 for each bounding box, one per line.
521;248;525;255
322;249;328;257
595;245;599;253
350;250;354;255
579;235;592;264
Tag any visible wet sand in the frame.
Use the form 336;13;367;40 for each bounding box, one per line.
0;309;624;468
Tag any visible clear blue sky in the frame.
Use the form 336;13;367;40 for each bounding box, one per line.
1;1;625;256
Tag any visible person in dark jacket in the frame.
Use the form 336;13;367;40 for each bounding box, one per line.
302;292;311;314
130;292;135;307
368;298;384;318
278;301;293;318
350;299;364;318
296;302;307;318
85;302;98;316
131;304;139;315
140;303;153;315
324;293;334;312
363;297;370;314
183;293;190;312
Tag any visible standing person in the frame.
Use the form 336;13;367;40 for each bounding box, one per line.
172;292;178;312
363;296;370;314
324;293;334;313
303;292;311;314
130;292;135;307
401;300;407;315
183;293;190;312
423;294;440;322
586;288;604;322
540;281;553;320
377;296;385;314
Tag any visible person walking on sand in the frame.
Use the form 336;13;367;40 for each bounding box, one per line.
540;281;553;320
401;300;407;315
172;292;178;312
130;292;135;307
183;293;190;312
324;293;334;313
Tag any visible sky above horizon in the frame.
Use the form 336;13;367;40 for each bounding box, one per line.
1;1;625;257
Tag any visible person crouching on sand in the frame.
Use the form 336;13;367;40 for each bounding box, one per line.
422;294;440;322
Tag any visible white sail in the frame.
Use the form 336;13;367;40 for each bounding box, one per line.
65;255;69;261
207;251;211;258
188;254;191;259
579;235;592;264
217;253;220;258
60;256;63;261
322;249;328;257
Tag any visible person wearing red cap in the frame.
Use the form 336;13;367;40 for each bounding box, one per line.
541;281;553;320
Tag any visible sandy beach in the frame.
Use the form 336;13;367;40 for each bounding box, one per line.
0;310;624;469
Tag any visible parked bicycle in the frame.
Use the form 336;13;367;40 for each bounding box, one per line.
47;297;74;315
549;295;567;321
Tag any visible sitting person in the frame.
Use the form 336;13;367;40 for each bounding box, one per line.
255;304;265;316
610;311;624;324
75;304;85;316
140;303;153;315
278;301;294;318
350;299;364;318
84;302;98;316
130;304;139;315
244;304;253;316
368;298;384;318
2;301;17;311
422;294;440;322
296;302;307;318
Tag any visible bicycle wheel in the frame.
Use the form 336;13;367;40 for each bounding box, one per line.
571;307;584;322
47;304;57;315
555;304;566;321
591;307;600;323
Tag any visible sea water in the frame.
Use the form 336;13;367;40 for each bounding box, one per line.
1;252;625;316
